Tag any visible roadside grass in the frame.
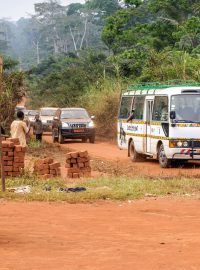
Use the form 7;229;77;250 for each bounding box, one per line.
1;175;200;202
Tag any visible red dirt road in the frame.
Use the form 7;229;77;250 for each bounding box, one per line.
44;135;128;160
1;199;200;270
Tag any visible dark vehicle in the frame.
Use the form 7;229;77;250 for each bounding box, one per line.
52;108;95;144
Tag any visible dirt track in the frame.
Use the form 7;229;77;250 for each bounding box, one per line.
44;136;200;178
1;199;200;270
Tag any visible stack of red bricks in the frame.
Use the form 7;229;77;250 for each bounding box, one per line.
34;158;61;179
65;151;92;178
1;138;26;177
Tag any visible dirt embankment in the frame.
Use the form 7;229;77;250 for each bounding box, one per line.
43;136;200;178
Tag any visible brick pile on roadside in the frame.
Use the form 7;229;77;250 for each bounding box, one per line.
65;151;92;178
33;158;61;179
1;138;26;177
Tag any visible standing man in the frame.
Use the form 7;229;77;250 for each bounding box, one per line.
33;114;43;142
10;111;30;147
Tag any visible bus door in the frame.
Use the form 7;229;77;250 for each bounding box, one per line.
146;99;154;153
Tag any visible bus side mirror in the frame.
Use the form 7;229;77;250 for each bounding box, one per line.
170;111;176;120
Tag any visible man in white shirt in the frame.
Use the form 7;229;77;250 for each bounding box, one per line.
10;111;30;147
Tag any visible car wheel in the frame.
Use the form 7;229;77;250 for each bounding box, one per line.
89;136;95;144
58;131;64;144
158;143;171;168
82;138;87;143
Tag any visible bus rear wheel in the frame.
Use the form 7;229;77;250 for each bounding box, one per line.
158;143;171;168
129;141;144;162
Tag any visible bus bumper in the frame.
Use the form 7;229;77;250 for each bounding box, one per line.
167;148;200;160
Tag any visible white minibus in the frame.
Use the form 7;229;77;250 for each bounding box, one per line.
118;83;200;167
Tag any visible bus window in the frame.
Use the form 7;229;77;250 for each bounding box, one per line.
119;96;133;119
133;96;145;120
152;96;168;121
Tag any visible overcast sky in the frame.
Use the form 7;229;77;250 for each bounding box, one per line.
0;0;85;21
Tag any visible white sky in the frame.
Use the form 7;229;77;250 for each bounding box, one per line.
0;0;85;21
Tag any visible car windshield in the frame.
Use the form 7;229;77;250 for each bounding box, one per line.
61;110;89;119
40;109;56;116
28;111;38;116
171;94;200;123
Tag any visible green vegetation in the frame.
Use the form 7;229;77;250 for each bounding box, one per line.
0;58;25;131
1;176;200;202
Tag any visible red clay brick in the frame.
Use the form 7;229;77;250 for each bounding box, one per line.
2;142;14;148
65;163;72;168
13;167;19;172
6;138;20;144
70;152;79;159
70;158;77;164
43;158;54;164
8;152;14;157
15;146;22;152
14;157;24;163
78;163;85;168
3;156;14;161
79;151;88;158
7;161;13;166
13;163;24;168
14;152;25;158
67;168;80;173
4;166;13;172
49;162;60;170
50;169;56;175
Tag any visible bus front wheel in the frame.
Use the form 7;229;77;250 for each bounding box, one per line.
129;141;144;162
158;144;171;168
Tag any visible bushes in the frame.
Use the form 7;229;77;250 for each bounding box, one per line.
0;72;25;132
79;79;122;139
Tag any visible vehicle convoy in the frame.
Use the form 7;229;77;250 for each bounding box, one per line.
39;107;58;131
52;108;95;144
118;82;200;168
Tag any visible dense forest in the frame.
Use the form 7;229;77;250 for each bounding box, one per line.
1;0;200;136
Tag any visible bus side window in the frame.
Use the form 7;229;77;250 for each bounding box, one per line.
152;96;168;121
119;96;133;119
133;96;145;120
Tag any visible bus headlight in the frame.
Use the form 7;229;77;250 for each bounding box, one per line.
177;141;183;147
183;141;189;147
169;140;189;148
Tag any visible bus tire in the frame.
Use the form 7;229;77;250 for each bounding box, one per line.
129;141;143;162
158;143;171;168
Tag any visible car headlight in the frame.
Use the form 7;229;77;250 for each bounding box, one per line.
88;121;94;128
62;122;69;128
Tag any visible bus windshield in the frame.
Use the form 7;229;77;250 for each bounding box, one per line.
171;94;200;123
